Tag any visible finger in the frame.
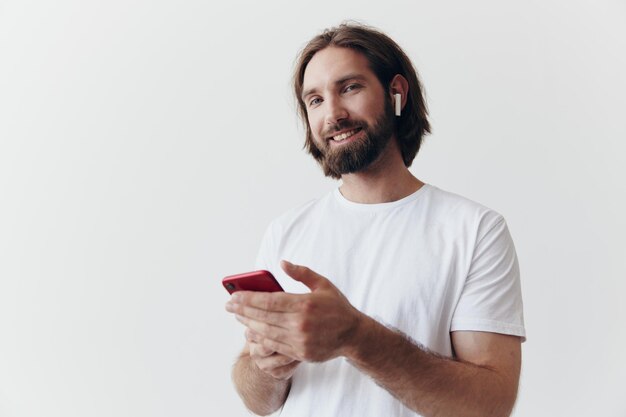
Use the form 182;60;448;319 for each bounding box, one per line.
275;360;300;373
280;260;327;291
247;330;274;355
249;341;275;358
227;302;293;330
255;352;297;370
230;291;304;312
266;359;301;380
257;334;300;360
246;329;271;346
235;315;292;344
245;328;260;343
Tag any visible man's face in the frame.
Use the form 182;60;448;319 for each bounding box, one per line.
301;47;395;179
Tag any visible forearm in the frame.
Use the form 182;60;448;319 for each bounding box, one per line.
232;354;291;416
345;315;517;417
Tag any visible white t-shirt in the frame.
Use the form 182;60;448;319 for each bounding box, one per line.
254;183;526;417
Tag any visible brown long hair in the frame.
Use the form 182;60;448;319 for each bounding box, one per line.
293;22;431;168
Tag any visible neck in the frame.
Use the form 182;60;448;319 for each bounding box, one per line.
338;138;424;204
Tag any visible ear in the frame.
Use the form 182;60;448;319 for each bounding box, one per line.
389;74;409;113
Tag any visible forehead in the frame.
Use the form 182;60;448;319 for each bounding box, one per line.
302;46;377;91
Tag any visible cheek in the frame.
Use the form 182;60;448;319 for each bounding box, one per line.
360;102;382;121
307;114;324;141
353;91;386;119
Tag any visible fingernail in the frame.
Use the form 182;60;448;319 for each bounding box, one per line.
231;293;242;302
225;301;234;312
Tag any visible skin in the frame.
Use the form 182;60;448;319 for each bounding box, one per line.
228;46;522;417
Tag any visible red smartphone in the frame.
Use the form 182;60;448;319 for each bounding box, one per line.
222;270;284;294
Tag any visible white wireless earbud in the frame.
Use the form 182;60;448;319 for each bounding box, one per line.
394;93;401;116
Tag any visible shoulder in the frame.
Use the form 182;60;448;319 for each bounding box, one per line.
423;184;506;237
263;191;334;237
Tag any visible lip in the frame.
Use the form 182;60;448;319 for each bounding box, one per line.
326;127;362;142
328;128;364;147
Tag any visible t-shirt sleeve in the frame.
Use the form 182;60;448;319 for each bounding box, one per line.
254;221;276;271
451;215;526;342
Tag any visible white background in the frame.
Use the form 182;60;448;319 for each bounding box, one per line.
1;0;625;416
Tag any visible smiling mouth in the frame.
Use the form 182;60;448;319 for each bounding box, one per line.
330;128;362;142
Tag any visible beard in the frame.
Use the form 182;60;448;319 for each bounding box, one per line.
311;100;396;180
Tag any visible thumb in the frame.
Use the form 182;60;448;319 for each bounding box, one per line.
280;260;326;291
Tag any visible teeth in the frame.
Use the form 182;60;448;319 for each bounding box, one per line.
332;129;358;142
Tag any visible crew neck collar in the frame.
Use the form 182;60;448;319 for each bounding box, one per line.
333;183;430;212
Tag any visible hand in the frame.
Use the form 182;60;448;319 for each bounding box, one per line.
225;260;363;363
246;329;301;380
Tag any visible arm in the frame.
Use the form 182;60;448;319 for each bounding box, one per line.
231;338;299;415
228;261;522;417
345;316;521;417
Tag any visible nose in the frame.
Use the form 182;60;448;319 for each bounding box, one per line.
324;96;348;125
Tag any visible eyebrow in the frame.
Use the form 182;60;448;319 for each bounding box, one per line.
301;73;368;101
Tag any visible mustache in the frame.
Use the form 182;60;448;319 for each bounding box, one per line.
322;120;364;138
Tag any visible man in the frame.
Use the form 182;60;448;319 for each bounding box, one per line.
225;22;525;417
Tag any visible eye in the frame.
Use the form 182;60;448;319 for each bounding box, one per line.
343;83;361;93
308;97;322;107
